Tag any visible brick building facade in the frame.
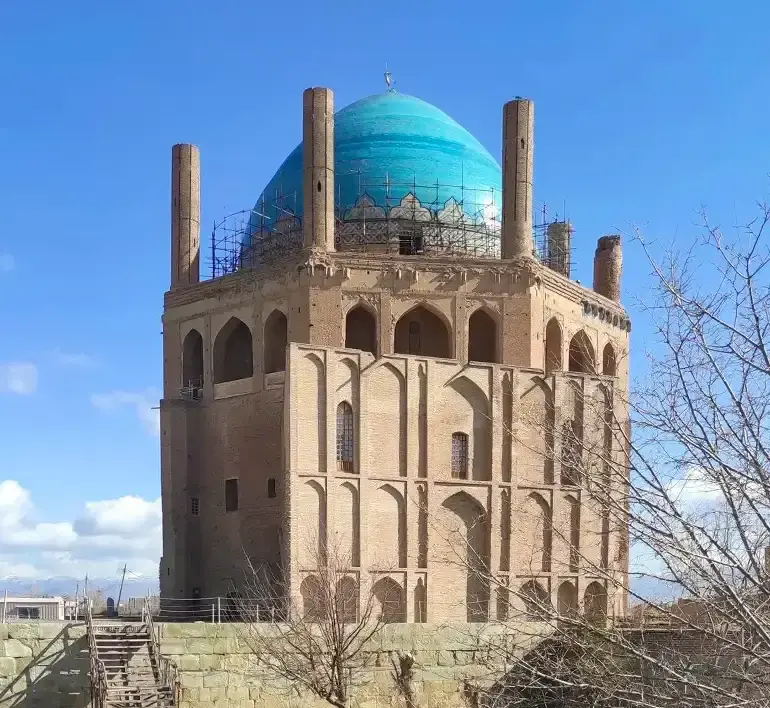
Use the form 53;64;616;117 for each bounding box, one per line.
159;86;630;624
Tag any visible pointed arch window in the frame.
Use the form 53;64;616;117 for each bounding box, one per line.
451;432;469;479
336;402;354;472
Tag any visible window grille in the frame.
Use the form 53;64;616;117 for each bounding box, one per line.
451;432;469;479
191;497;200;516
336;402;354;471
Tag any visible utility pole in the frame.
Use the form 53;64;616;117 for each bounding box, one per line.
115;564;127;618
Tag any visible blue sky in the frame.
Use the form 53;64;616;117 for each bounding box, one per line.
1;0;769;582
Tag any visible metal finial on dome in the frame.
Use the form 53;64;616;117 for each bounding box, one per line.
384;64;396;93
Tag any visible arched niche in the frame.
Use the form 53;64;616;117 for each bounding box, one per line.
213;317;253;383
561;381;584;486
557;581;578;619
372;577;406;623
345;305;377;355
520;580;550;619
370;484;406;569
300;575;323;621
525;492;552;574
468;308;497;363
445;376;491;481
545;318;562;374
518;377;555;485
182;328;204;389
414;577;427;623
568;330;595;374
602;343;617;377
367;363;406;477
264;310;288;374
335;577;358;623
436;491;490;622
337;481;360;568
394;305;451;358
584;581;608;625
300;480;326;567
566;494;580;572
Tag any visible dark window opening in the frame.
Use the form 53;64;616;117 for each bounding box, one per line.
317;181;322;192
267;478;276;498
191;497;200;516
451;432;469;479
225;479;239;512
398;233;425;256
18;607;41;620
182;329;204;396
264;310;288;374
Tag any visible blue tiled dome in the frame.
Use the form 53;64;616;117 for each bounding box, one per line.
252;92;502;227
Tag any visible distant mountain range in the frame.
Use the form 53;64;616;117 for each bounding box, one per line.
0;576;159;600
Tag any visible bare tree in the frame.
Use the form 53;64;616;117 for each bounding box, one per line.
466;204;770;707
234;537;389;708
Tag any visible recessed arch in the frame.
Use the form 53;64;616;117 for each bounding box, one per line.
301;480;326;565
527;492;552;573
561;381;584;486
345;304;377;355
447;375;491;481
545;318;562;374
519;377;555;485
335;577;358;623
584;581;608;625
566;494;580;572
213;317;253;383
602;343;617;377
367;362;406;476
394;304;451;358
557;580;578;619
182;328;204;389
568;330;595;374
468;308;498;363
438;491;490;622
414;577;427;623
339;481;360;567
300;575;323;620
264;309;288;374
520;580;550;619
372;577;406;623
372;484;406;568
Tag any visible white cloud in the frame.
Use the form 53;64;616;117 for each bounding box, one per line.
0;253;14;272
666;466;723;504
91;389;161;436
50;348;97;369
0;480;160;581
0;362;37;395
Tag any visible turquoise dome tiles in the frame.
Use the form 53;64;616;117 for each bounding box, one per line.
251;92;502;232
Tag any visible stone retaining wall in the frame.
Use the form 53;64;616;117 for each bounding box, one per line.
0;623;89;708
0;622;543;708
157;622;541;708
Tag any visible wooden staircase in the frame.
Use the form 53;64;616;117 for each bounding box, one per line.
94;625;174;707
85;599;178;708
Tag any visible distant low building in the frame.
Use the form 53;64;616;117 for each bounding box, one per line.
1;596;64;621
